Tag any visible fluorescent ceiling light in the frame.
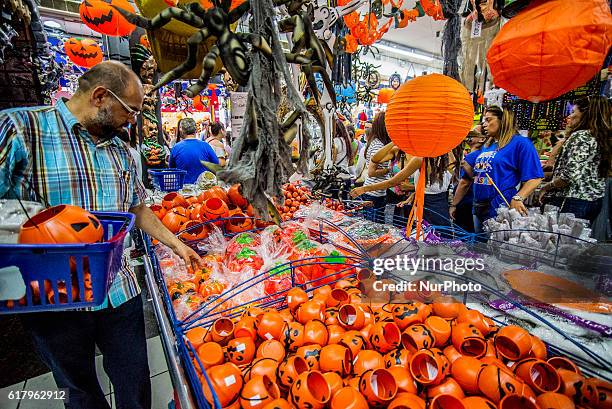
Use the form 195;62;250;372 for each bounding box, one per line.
375;43;434;62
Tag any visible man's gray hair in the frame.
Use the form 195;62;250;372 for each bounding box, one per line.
179;118;197;136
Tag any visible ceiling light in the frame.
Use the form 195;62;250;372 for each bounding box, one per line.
376;43;435;62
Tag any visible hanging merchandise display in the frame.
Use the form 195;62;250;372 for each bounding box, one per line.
64;38;104;68
79;0;136;37
487;0;612;103
386;73;473;238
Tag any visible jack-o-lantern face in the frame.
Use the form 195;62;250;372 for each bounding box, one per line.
64;38;104;68
79;0;135;37
19;204;104;244
139;34;150;49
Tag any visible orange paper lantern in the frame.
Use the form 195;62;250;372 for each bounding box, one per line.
386;74;473;239
386;73;473;158
377;88;395;104
487;0;612;103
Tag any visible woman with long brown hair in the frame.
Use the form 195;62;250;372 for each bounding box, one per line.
451;106;544;233
539;96;611;223
332;118;355;198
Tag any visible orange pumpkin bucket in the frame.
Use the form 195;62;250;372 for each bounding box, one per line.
201;362;243;407
257;311;287;341
498;394;540;409
330;386;368;409
494;325;533;361
290;371;331;409
338;304;366;330
201;197;229;224
303;320;329;346
322;372;343;398
536;392;576;409
226;337;256;366
286;287;309;312
243;358;279;383
327;288;350;308
225;212;254;233
296;300;325;324
387;365;417;394
282;321;304;352
256;340;286;362
295;344;322;370
513;358;561;393
261;398;293;409
477;364;535;403
409;348;450;386
234;316;257;340
211;317;234;345
162;192;189;210
443;345;464;364
240;374;281;409
401;324;436;353
451;323;487;358
392;303;424;330
228;184;248;208
353;349;385;376
450;356;485;395
384;348;411;368
179;220;210;242
387;392;426;409
319;344;352;377
327;324;346;345
461;396;497;409
426;377;465;400
370;321;401;354
359;368;398;407
196;342;225;369
429;394;466;409
425;316;451;347
277;355;309;390
547;356;581;374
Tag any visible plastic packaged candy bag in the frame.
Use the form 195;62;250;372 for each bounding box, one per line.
196;225;227;255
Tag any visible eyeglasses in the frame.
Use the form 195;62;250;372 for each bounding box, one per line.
106;88;140;118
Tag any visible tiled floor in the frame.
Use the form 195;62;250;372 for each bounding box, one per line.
0;336;171;409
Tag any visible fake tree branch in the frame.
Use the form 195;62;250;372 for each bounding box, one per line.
216;0;310;222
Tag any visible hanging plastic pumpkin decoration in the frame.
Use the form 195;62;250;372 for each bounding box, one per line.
344;34;359;54
487;0;612;102
19;205;104;244
386;74;473;239
79;0;135;37
64;38;104;68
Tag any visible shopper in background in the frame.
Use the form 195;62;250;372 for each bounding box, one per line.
332;119;355;198
451;128;488;232
539;96;611;223
358;112;392;221
207;121;229;166
0;61;201;409
452;106;544;233
169;118;219;184
351;148;460;227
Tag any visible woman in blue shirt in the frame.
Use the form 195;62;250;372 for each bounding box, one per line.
452;106;544;233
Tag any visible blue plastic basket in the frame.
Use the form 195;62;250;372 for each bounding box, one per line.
149;168;187;192
0;211;135;314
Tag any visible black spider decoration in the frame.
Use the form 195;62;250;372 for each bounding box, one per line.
111;0;271;97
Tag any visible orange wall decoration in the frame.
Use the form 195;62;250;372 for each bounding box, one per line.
386;74;473;238
487;0;612;103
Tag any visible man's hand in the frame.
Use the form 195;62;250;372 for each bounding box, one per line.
171;241;203;270
350;186;365;198
510;199;528;216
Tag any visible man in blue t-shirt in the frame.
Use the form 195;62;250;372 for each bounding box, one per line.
169;118;219;184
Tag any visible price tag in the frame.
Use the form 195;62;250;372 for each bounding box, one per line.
471;20;482;38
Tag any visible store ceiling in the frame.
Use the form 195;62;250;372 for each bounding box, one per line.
382;17;446;59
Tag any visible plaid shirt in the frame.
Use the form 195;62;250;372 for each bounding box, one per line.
0;99;146;310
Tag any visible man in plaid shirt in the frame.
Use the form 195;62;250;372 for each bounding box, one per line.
0;61;201;409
